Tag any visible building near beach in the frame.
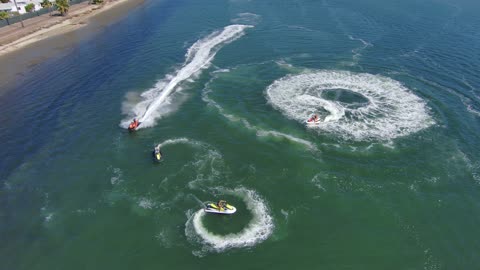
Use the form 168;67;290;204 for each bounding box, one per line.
0;0;43;14
0;2;15;13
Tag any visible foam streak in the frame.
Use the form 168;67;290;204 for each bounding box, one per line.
121;25;252;128
266;71;434;141
185;188;274;252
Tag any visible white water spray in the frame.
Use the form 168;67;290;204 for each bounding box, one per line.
121;24;253;128
202;86;316;150
185;188;274;253
266;70;434;141
156;137;206;149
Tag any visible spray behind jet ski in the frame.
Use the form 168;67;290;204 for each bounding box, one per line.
128;118;140;131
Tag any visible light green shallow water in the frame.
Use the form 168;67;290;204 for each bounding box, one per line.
1;0;480;269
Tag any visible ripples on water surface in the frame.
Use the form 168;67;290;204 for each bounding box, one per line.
1;0;480;269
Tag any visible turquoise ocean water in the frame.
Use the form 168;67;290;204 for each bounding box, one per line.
1;0;480;269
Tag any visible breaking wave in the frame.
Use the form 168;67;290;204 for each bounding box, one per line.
266;70;434;141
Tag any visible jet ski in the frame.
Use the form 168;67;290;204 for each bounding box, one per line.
205;200;236;215
153;146;163;162
306;114;321;125
128;119;141;131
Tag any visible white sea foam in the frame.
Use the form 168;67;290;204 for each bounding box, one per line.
186;149;224;190
231;13;262;25
144;137;226;191
414;75;480;119
40;193;55;224
255;129;316;149
456;150;480;185
138;197;156;209
266;70;434;141
110;167;123;186
155;230;173;248
74;208;97;215
121;25;253;129
156;137;206;149
212;68;231;74
464;101;480;117
202;87;316;150
44;213;54;223
153;137;226;189
348;35;372;61
311;173;327;191
185;188;274;252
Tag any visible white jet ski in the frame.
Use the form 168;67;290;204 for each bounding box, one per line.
204;201;236;215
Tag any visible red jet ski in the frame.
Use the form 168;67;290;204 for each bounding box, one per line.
128;119;140;131
306;114;320;125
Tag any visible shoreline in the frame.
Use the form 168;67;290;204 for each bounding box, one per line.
0;0;143;58
0;0;144;92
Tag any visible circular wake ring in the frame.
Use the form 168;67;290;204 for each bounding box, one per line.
186;188;274;252
266;70;434;140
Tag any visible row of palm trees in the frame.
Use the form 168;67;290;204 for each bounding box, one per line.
5;0;104;18
41;0;70;16
1;0;104;27
41;0;104;16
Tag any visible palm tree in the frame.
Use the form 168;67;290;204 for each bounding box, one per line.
25;3;35;13
55;0;69;16
12;0;24;27
41;0;53;16
0;11;8;20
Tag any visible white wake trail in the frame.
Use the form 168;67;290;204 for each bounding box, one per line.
266;70;435;141
121;25;253;128
185;187;274;253
156;137;206;149
202;87;317;150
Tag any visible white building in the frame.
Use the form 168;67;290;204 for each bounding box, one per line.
0;0;44;15
0;2;15;13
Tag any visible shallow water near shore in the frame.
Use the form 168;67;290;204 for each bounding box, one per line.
1;0;480;269
0;0;145;92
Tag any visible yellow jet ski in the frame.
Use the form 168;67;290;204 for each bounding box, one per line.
205;200;236;215
153;145;163;162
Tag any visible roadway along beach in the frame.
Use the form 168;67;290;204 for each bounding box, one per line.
0;0;144;91
0;0;143;57
1;0;480;269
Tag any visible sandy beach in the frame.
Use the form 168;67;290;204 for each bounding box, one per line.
0;0;143;57
0;0;144;91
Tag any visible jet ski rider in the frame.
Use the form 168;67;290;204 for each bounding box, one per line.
217;200;227;211
129;118;139;129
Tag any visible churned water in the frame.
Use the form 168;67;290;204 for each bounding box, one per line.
1;0;480;269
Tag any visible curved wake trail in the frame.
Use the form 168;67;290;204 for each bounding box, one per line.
185;187;274;254
202;88;317;150
266;70;434;141
156;137;205;149
121;24;253;128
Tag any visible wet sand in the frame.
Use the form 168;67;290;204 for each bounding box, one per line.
0;0;144;92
